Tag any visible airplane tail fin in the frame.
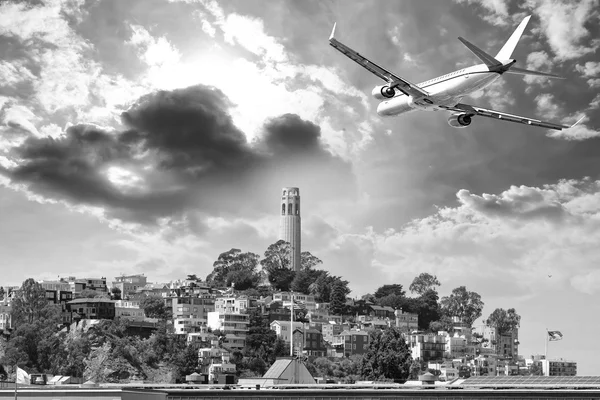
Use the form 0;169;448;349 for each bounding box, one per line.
495;15;531;60
457;36;502;68
504;67;565;79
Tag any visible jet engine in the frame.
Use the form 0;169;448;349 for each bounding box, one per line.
447;113;473;128
372;85;396;100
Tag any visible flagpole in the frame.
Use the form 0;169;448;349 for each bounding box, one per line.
290;291;294;357
544;328;548;361
14;365;18;400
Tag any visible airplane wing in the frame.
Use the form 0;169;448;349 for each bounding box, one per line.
328;23;429;99
440;103;584;131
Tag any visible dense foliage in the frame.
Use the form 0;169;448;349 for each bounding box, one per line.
485;308;521;335
439;286;484;327
360;327;412;382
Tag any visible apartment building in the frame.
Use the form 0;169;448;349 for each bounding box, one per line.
112;274;148;297
59;276;108;295
541;359;577;376
322;323;345;343
215;296;251;314
270;320;304;345
304;328;327;357
445;333;468;358
66;298;115;320
395;309;419;332
340;330;370;357
473;325;519;361
409;333;445;362
166;295;215;320
114;299;145;322
207;312;249;350
38;281;71;292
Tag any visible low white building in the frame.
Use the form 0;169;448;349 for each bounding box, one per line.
114;300;145;321
273;292;316;311
174;317;207;334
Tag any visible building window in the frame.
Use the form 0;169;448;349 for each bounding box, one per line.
296;204;300;215
288;203;292;215
282;204;285;215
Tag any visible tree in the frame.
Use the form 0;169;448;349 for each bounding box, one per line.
413;289;441;331
409;273;441;295
308;272;350;303
429;315;454;333
360;327;412;382
261;240;292;272
439;286;484;327
140;296;171;320
111;287;122;300
471;332;489;347
485;308;521;335
300;251;322;270
377;294;406;310
242;309;287;374
11;278;48;325
186;274;201;282
329;282;347;315
374;284;405;299
0;286;5;299
207;249;262;290
261;241;296;291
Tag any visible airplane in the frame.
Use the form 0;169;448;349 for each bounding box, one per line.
329;16;584;131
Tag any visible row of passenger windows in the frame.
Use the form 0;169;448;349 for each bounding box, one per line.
424;69;467;85
282;203;300;215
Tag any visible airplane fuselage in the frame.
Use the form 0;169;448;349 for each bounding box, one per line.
376;63;501;116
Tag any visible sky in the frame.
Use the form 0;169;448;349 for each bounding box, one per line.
1;0;600;374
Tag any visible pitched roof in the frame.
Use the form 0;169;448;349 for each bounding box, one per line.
67;298;114;304
263;359;292;379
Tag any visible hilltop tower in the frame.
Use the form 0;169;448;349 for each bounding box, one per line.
279;187;301;272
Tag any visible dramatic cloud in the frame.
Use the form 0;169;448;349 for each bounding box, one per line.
337;178;600;296
1;85;355;230
533;0;600;61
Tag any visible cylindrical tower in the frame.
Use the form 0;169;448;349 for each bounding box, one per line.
279;187;301;272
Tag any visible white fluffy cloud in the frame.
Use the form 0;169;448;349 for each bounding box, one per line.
533;0;600;61
321;178;600;296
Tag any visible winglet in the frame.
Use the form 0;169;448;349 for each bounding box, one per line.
329;23;337;41
570;115;586;128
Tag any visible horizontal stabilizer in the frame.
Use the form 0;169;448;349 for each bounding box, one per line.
458;37;502;68
505;67;565;79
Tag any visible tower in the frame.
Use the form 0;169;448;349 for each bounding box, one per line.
279;187;301;272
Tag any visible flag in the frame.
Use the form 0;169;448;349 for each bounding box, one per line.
548;331;563;341
16;367;30;384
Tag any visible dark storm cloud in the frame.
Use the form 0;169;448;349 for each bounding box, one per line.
2;84;356;228
260;113;324;155
120;86;258;173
